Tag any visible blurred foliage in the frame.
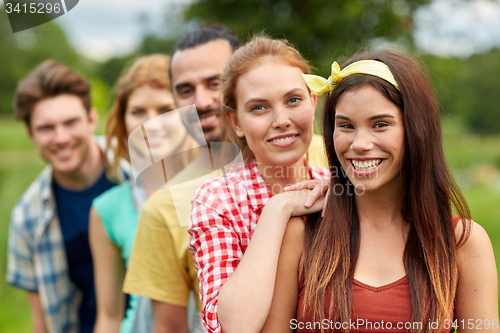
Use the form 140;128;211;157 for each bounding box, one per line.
183;0;430;75
0;8;78;116
423;49;500;134
0;8;110;117
98;35;176;89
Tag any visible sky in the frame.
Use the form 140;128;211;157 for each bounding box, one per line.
414;0;500;57
4;0;500;61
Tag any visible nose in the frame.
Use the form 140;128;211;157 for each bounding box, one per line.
351;129;373;152
54;125;71;145
144;109;164;133
271;106;291;129
194;86;215;112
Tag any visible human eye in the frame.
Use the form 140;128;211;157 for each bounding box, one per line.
65;119;79;127
250;105;265;112
288;96;302;105
177;87;194;98
207;78;222;90
208;79;222;89
131;109;145;116
159;107;174;114
336;122;354;129
37;125;53;132
374;122;389;129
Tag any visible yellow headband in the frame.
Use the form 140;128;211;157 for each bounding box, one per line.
302;60;399;96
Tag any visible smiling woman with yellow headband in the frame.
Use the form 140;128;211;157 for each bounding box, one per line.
262;49;498;333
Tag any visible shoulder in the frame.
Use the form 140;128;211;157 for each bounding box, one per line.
456;220;493;255
93;183;131;206
456;220;496;274
142;188;176;220
11;166;52;229
310;164;330;180
96;134;132;181
192;168;244;203
92;183;132;223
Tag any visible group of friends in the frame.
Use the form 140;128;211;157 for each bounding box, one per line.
6;23;499;333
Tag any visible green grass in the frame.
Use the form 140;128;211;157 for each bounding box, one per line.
0;115;498;331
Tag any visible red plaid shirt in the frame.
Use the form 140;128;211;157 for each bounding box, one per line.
188;159;329;332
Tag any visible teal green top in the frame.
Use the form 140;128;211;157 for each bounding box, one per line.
92;183;139;333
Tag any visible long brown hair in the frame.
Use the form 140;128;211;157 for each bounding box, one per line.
302;49;471;332
222;36;311;162
105;54;171;175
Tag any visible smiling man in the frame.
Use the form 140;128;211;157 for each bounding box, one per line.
6;60;127;333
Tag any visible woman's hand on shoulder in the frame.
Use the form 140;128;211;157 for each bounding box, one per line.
269;189;326;219
284;179;330;216
455;220;499;331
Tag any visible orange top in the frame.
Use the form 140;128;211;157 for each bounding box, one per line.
295;216;460;333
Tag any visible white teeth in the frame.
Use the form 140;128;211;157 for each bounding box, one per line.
200;115;217;124
270;135;297;143
56;148;71;156
352;159;381;171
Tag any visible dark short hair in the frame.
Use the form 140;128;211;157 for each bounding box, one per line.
14;60;91;126
169;24;242;82
173;23;241;54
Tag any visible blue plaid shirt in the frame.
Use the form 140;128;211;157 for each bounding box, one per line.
6;136;129;333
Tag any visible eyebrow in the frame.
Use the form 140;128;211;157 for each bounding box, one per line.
243;88;305;107
368;114;395;121
334;113;396;121
175;74;222;92
284;87;304;97
203;74;222;82
244;98;268;107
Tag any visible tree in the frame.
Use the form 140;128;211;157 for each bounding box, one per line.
0;8;79;116
183;0;430;74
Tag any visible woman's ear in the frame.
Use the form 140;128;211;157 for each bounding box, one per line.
226;111;245;137
310;92;318;109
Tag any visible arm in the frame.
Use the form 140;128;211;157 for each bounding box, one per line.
7;207;45;331
189;188;323;333
89;207;125;333
28;292;48;333
261;217;305;333
151;300;188;333
455;221;499;332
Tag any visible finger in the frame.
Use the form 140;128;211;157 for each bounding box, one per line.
321;188;330;218
304;185;322;208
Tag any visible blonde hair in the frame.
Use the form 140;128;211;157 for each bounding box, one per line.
105;54;171;175
222;36;311;162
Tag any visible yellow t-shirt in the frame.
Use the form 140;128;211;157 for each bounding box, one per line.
123;163;221;309
123;134;328;307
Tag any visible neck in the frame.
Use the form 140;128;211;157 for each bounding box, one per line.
163;135;200;180
256;157;309;195
354;183;405;228
52;139;104;190
193;142;221;171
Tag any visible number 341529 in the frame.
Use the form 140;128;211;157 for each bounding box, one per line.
5;2;61;14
